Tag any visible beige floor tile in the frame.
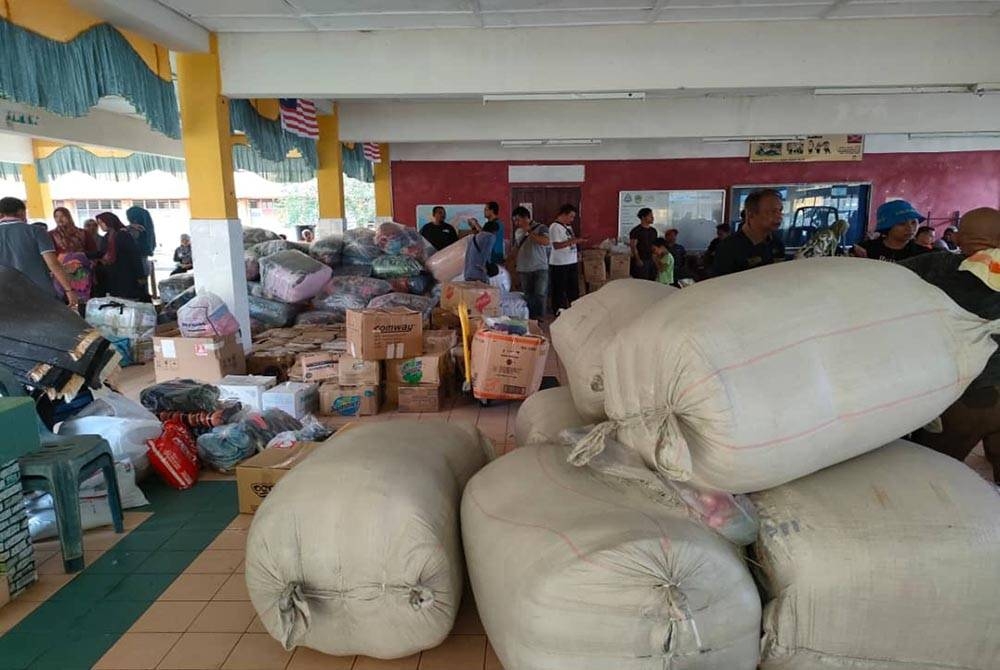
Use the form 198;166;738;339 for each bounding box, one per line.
0;597;41;633
95;632;181;670
131;602;207;633
227;515;254;531
353;655;419;670
214;573;250;601
31;538;60;553
125;511;155;530
35;552;64;575
484;642;503;670
189;601;257;633
160;573;230;602
418;636;486;670
246;617;268;634
18;572;74;601
185;550;245;574
235;561;246;574
158;632;241;670
222;633;294;670
208;530;248;551
287;648;355;670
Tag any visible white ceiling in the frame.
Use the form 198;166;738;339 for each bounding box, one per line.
155;0;1000;31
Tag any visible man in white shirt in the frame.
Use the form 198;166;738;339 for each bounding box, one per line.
548;204;587;315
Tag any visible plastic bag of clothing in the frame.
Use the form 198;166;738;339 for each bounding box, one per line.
243;227;279;246
158;272;194;304
247;281;265;297
310;294;367;323
330;263;372;277
246;420;494;658
309;235;343;268
374;221;427;261
488;266;512;292
249;294;301;328
367;292;436;321
245;247;262;281
59;416;160;478
319;276;393;303
294;311;344;326
85;297;157;337
342;227;383;266
177;290;241;338
514;386;586;448
197;409;302;472
260;250;333;303
752;440;1000;670
371;254;424;279
140;379;220;413
425;235;471;282
463;443;761;670
388;272;433;295
573;259;1000;493
157;286;196;325
500;291;529;320
252;239;310;258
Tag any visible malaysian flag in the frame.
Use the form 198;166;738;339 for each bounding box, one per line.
279;98;318;139
362;142;381;163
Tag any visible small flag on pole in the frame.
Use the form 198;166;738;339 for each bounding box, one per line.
279;98;319;139
362;142;382;163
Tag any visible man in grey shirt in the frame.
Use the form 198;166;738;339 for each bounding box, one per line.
0;197;78;308
511;206;550;320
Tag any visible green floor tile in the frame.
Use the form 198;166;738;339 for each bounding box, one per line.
87;548;153;574
49;573;124;602
134;550;201;575
167;528;225;551
0;632;51;670
112;528;176;552
103;572;176;602
73;599;153;633
27;631;117;670
11;600;94;633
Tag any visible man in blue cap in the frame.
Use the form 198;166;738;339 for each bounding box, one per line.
852;200;930;263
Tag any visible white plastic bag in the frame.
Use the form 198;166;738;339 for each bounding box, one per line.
576;258;1000;493
178;290;240;338
488;266;512;291
58;415;162;480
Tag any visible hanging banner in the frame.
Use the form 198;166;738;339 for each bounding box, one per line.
750;135;864;163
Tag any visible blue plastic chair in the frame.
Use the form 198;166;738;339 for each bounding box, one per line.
0;368;124;573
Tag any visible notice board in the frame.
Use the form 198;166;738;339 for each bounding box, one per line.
618;190;726;251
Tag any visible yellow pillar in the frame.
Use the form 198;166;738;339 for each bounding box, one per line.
317;110;345;220
175;35;237;220
21;165;52;222
373;143;392;218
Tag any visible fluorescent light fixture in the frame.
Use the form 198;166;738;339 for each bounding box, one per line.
500;139;602;148
484;92;645;103
703;136;806;143
814;86;972;96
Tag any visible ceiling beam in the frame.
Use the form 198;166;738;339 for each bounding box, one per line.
648;0;673;23
70;0;210;52
467;0;484;28
821;0;851;20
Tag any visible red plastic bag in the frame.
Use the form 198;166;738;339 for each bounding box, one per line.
146;420;200;490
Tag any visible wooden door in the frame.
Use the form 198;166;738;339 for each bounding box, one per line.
510;186;583;238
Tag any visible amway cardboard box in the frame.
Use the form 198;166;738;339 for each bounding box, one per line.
346;308;423;360
153;327;245;383
261;382;318;419
292;351;339;383
318;383;380;417
471;330;549;401
216;375;277;412
608;253;631;280
338;356;382;387
235;442;321;514
440;281;502;317
397;385;445;413
386;351;448;387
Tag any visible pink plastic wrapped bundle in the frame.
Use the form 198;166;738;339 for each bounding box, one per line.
310;235;343;268
260;250;333;304
367;292;436;321
318;276;393;303
178;291;241;338
372;254;424;279
374;221;427;261
342;228;382;266
426;235;471;282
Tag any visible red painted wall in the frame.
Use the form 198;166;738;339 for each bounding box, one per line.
391;151;1000;241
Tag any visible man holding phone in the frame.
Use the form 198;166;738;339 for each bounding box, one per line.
511;206;551;320
549;204;587;314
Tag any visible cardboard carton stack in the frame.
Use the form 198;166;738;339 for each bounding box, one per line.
581;249;609;293
386;330;458;413
247;324;346;382
152;324;246;383
235;441;321;514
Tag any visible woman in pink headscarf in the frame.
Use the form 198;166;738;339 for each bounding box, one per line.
48;207;99;305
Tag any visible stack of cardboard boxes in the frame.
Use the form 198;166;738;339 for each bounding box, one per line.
581;248;630;294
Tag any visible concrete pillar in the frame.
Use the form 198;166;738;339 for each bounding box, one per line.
373;143;392;220
21;141;52;222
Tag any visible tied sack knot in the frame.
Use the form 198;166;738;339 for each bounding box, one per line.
409;585;435;611
568;421;617;466
277;582;311;650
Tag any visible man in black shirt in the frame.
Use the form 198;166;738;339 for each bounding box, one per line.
664;228;689;280
420;206;458;250
853;200;929;263
629;207;658;280
713;189;786;277
703;223;730;273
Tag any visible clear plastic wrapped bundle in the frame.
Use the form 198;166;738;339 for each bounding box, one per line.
371;254;424;279
367;292;436;321
318;276;393;303
243;227;280;246
331;264;372;277
139;379;221;413
500;291;530;320
157;286;196;325
252;239;311;258
310;293;367;322
342;227;383;266
177;290;241;338
389;272;434;295
309;235;344;268
245;247;262;281
374;221;428;261
294;311;344;326
259;250;334;303
196;409;303;472
158;272;194;303
249;294;301;327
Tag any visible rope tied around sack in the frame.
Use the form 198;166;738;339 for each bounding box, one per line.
658;582;705;654
277;582;311;650
568;405;686;468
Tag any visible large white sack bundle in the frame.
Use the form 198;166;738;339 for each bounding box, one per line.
514;386;586;447
573;258;1000;493
245;420;494;659
462;443;761;670
751;440;1000;670
550;279;675;421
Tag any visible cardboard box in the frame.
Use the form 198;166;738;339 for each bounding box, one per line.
338;357;382;386
471;329;549;401
431;307;462;331
236;442;321;514
440;281;502;317
246;350;298;382
397;385;445;413
153;328;245;383
217;375;277;412
582;256;607;283
346;308;423;360
423;329;458;353
386;351;448;387
292;351;340;383
608;253;631;280
261;382;319;419
318;383;380;417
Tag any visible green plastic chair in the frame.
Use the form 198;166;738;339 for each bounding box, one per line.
0;368;124;573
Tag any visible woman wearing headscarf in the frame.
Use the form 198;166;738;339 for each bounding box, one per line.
902;207;1000;482
48;207;99;307
126;205;156;295
94;212;149;301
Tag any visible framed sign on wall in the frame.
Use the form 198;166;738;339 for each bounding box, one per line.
618;190;726;251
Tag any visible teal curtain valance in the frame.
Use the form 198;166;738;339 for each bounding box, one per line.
232;143;314;183
342;142;374;184
0;161;23;181
0;19;180;139
229;99;318;169
36;145;184;183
